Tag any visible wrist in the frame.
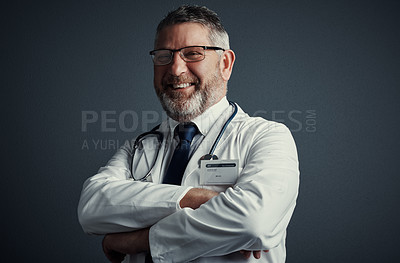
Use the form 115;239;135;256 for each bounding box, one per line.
125;228;150;254
138;228;150;253
179;188;218;209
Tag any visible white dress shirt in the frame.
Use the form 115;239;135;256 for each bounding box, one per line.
78;97;300;263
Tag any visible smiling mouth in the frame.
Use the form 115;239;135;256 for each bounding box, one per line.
167;82;196;89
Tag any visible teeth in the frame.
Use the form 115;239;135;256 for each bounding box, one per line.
172;83;191;89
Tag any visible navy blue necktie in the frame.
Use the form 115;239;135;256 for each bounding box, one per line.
163;123;198;185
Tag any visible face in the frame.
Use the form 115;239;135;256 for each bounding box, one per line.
153;23;227;122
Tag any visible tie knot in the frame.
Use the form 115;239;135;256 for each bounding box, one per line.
176;123;198;143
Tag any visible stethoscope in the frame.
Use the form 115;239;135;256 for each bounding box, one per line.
130;101;238;181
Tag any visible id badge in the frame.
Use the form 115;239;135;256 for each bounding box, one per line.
200;159;239;185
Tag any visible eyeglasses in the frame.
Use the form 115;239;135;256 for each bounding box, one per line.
149;46;225;66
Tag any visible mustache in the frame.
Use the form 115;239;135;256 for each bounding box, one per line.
163;74;199;86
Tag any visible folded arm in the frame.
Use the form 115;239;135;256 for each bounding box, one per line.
77;141;192;235
101;188;268;261
101;188;218;262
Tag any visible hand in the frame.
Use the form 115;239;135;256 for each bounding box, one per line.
240;250;269;259
179;188;219;209
102;228;150;263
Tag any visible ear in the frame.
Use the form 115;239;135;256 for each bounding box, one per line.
219;50;235;81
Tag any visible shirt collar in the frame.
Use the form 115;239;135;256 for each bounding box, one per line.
167;97;230;136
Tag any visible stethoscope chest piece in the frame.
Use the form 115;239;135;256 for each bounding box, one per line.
198;154;218;167
200;154;219;160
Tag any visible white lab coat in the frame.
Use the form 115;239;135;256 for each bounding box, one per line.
78;99;299;263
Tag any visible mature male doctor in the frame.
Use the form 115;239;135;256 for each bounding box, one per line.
78;5;299;263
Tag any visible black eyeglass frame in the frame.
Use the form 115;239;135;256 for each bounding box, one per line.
149;45;225;65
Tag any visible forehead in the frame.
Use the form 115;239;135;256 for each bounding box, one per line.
155;22;211;49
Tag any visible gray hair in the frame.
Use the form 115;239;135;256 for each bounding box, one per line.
155;5;230;50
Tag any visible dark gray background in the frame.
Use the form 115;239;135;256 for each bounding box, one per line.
3;0;399;262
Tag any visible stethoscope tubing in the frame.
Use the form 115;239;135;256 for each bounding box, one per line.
131;101;238;181
208;101;237;156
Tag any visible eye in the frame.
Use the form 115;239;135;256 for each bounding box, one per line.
183;48;204;60
154;51;172;63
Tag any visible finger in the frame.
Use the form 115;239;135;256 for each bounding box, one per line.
105;251;126;263
253;250;261;259
102;235;111;254
240;250;251;259
103;236;126;263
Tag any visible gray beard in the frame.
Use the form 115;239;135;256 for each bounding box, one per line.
159;86;216;122
157;70;223;122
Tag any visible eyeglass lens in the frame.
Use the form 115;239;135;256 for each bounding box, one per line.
153;46;205;65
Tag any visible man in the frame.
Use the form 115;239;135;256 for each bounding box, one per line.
78;5;299;263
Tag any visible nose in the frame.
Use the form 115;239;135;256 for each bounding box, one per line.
168;51;188;76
